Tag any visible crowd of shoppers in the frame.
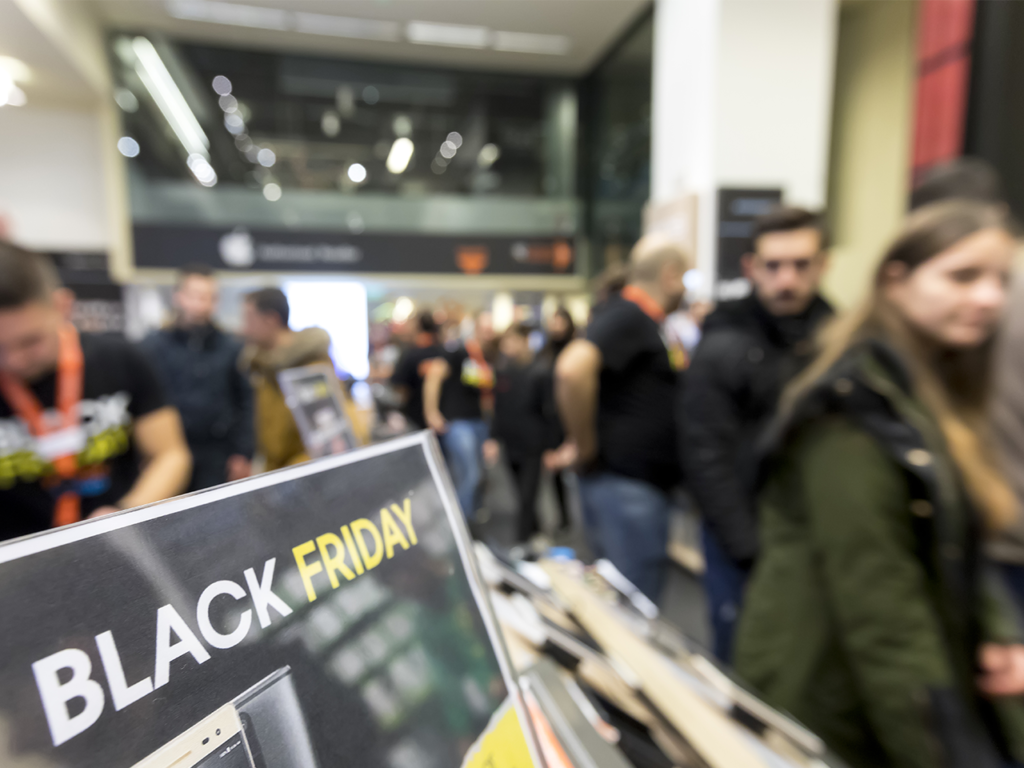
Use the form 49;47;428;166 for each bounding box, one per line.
6;155;1024;767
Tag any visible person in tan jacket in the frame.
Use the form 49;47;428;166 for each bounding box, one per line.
240;288;365;471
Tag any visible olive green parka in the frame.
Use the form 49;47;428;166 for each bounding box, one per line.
735;340;1024;768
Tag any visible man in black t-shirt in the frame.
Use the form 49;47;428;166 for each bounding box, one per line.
390;312;444;431
423;328;493;520
0;242;192;542
555;235;689;600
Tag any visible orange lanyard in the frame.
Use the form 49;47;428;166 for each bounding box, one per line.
0;323;84;526
621;285;666;323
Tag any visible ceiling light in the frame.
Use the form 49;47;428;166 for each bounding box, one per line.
117;137;140;158
439;141;457;159
263;182;282;202
218;94;237;111
132;37;210;159
212;75;232;95
386;138;414;174
114;87;139;112
257;148;276;167
235;134;253;151
430;159;447;175
321;110;341;137
347;163;367;183
478;143;501;169
446;132;463;148
407;21;490;49
167;0;289;31
393;297;415;323
224;113;245;134
244;146;260;163
1;83;26;107
492;31;571;56
362;85;379;105
0;56;30;83
187;153;218;187
393;114;413;137
293;12;400;41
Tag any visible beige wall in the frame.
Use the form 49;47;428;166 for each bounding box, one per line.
824;0;917;309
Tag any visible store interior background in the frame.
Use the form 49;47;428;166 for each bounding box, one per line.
2;0;1024;630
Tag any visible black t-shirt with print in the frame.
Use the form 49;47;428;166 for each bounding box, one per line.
587;295;682;490
390;342;444;430
440;345;484;422
0;334;166;541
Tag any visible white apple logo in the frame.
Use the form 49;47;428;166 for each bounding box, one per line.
219;227;255;268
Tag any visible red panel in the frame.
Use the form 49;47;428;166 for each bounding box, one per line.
911;0;976;179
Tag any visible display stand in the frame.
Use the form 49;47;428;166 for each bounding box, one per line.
0;432;540;768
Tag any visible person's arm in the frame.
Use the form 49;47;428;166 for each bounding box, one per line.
554;339;601;466
799;417;1000;767
680;334;757;566
226;344;254;481
423;358;450;433
90;407;192;515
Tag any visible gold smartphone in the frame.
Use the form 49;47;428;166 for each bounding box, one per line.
131;704;254;768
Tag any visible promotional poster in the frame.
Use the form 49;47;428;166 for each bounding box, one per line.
278;364;359;458
0;433;538;768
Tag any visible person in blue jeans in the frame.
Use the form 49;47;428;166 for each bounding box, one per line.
423;335;493;519
555;235;689;601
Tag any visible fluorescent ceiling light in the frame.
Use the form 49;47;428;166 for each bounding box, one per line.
164;1;570;57
0;56;31;83
386;138;414;174
406;21;490;49
167;0;288;30
493;31;571;56
187;153;218;186
294;12;400;41
131;37;209;159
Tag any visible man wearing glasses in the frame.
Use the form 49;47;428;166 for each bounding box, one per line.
682;207;832;662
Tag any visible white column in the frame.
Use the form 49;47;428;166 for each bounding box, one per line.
650;0;839;295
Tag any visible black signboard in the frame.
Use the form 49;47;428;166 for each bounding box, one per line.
133;225;574;275
0;433;539;768
716;188;782;281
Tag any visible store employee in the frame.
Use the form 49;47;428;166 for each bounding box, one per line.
0;242;192;542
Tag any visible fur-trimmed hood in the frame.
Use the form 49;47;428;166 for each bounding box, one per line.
242;327;332;375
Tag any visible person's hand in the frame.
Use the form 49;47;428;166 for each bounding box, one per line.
426;410;448;434
482;439;500;466
544;441;578;471
978;643;1024;696
226;454;252;482
88;505;120;519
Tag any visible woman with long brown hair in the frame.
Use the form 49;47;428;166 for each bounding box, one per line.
735;200;1024;768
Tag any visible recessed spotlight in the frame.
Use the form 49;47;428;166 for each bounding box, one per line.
212;75;232;95
117;137;140;158
347;163;367;183
263;182;282;201
362;85;379;105
257;148;276;167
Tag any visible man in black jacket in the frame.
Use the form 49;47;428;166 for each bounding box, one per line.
141;265;254;491
682;207;832;662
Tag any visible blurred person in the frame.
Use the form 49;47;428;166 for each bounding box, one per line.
390;312;443;431
736;201;1024;768
423;317;494;519
555;234;689;600
540;307;577;531
140;264;253;491
241;288;367;471
912;158;1024;619
544;306;576;360
0;242;191;540
681;207;833;662
484;323;548;542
